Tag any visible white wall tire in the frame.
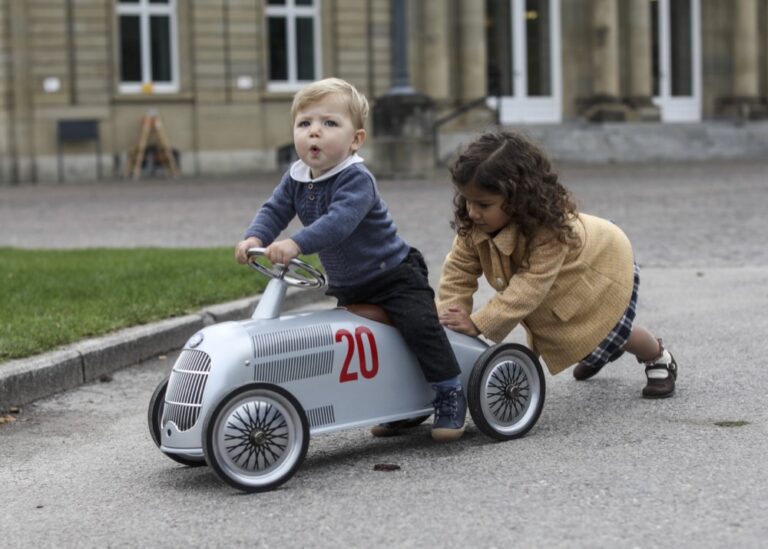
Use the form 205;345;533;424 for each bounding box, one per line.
203;383;309;493
468;344;545;440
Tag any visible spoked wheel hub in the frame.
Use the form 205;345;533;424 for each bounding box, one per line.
220;400;292;473
204;384;309;492
467;343;546;440
487;359;531;423
504;382;521;401
249;429;268;445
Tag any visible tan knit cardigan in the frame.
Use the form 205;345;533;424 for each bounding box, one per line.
437;213;635;375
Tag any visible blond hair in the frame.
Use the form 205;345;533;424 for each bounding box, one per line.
291;77;369;130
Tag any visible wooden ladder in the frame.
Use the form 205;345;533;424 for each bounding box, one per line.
128;111;180;179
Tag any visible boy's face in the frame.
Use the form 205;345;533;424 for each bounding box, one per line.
293;94;366;178
458;183;511;234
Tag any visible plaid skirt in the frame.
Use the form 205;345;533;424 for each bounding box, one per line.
577;263;640;369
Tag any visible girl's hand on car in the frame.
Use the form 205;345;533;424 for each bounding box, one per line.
235;237;263;264
439;306;480;336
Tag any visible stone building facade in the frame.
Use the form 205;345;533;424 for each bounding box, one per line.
0;0;766;183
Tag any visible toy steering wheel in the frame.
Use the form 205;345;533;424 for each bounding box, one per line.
246;248;326;289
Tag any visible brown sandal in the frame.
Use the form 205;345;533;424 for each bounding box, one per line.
641;339;678;399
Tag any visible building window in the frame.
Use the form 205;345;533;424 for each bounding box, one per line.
266;0;322;92
117;0;179;93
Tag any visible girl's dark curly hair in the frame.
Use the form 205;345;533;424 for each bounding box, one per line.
449;130;580;266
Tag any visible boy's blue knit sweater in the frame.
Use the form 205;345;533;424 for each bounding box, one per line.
244;155;410;287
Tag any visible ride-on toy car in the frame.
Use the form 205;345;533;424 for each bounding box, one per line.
148;249;545;492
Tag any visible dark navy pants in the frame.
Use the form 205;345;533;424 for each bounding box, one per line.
326;248;461;383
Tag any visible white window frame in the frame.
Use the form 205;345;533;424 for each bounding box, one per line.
117;0;180;94
487;0;563;124
652;0;702;122
265;0;323;93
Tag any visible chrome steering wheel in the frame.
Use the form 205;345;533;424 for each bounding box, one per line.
246;247;326;289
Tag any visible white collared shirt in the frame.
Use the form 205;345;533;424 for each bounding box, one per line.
289;153;365;183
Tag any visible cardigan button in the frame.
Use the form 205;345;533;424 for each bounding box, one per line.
308;194;315;200
308;183;314;189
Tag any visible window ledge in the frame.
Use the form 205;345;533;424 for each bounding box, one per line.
112;92;195;104
261;91;299;102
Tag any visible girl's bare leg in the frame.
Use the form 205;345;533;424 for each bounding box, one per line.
624;325;677;398
623;325;662;362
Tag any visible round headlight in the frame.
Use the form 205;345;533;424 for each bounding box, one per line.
186;332;204;349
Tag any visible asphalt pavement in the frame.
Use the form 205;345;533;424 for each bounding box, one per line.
1;160;768;547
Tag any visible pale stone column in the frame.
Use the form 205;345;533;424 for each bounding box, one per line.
626;0;659;120
420;0;450;101
8;0;35;182
0;4;9;182
627;0;652;98
458;0;486;100
719;0;767;119
584;0;628;120
592;0;620;97
733;0;759;97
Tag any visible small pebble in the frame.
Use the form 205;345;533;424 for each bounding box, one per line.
373;463;401;472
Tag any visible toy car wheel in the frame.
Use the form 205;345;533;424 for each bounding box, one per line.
467;343;546;441
203;383;309;493
147;378;206;467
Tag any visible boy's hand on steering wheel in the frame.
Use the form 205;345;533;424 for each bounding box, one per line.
235;237;263;264
439;306;480;337
265;239;302;265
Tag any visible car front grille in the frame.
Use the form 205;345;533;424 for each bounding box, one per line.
162;349;211;432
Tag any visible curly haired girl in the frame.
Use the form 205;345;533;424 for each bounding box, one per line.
437;130;677;398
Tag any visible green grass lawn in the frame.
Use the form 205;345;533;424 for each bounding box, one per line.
0;247;320;362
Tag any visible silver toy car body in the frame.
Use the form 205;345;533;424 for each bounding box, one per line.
149;249;545;492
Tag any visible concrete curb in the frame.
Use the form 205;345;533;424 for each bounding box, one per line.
0;287;326;412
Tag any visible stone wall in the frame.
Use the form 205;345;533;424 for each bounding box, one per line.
0;0;766;183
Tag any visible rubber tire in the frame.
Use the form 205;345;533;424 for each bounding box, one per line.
203;383;309;493
148;378;206;467
467;343;546;441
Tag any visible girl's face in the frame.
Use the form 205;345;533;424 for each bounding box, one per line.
293;94;366;179
459;183;511;234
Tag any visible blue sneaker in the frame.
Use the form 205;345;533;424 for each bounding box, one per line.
431;385;467;441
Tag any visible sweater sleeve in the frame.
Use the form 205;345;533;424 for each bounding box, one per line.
436;235;482;315
290;169;376;254
243;174;297;245
471;234;568;343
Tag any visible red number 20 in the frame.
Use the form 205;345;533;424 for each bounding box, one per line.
336;326;379;383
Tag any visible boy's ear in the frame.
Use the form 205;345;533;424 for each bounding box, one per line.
351;128;367;151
